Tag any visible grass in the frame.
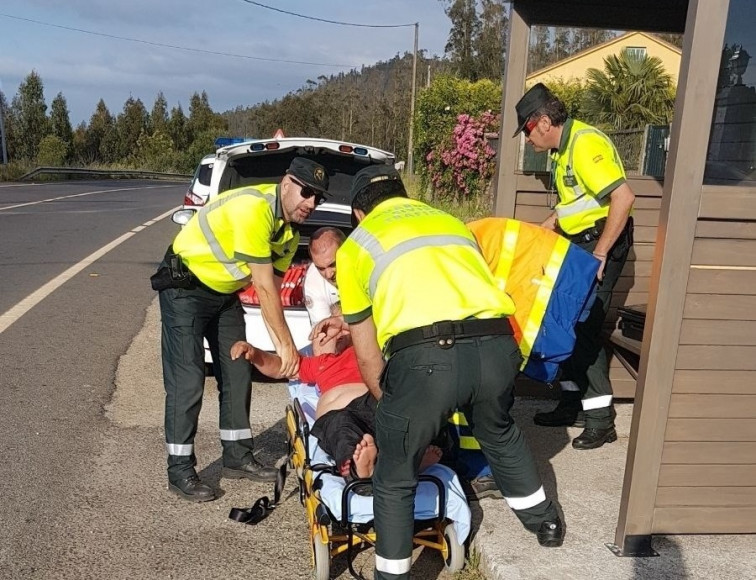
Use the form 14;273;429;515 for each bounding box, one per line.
453;547;486;580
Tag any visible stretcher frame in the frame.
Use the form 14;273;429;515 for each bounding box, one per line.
285;398;466;580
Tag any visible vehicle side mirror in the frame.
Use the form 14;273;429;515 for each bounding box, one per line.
172;209;196;226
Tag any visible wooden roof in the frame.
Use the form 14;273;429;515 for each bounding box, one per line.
513;0;688;33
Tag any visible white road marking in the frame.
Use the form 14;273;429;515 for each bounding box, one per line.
0;206;179;335
0;184;176;211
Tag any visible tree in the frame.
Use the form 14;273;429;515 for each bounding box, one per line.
115;96;149;160
11;71;48;161
149;92;169;137
178;129;217;174
0;90;18;161
187;91;226;141
535;78;586;119
583;51;676;131
553;28;572;61
36;134;67;166
653;33;683;49
85;99;114;164
573;28;614;52
49;92;73;161
133;129;176;171
528;26;552;73
71;121;89;165
443;0;480;80
168;104;189;151
474;0;508;82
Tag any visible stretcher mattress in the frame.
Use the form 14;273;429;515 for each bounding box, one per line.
288;381;471;542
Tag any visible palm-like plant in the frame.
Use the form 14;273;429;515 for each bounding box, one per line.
583;51;676;131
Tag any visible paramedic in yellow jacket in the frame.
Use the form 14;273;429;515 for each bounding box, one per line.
154;157;329;502
513;83;635;450
334;165;564;580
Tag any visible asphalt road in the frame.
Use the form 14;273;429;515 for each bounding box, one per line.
0;179;462;580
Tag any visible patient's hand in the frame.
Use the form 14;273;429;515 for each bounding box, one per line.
309;316;349;343
230;341;255;361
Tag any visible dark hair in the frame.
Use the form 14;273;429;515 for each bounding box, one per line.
531;96;568;126
352;179;408;215
309;226;346;249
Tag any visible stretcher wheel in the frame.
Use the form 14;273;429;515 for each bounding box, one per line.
442;523;465;573
312;529;330;580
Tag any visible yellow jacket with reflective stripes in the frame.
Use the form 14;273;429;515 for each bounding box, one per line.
551;118;627;235
173;184;298;293
336;197;515;350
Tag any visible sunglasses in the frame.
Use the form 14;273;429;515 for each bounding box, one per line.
523;117;539;137
291;178;326;205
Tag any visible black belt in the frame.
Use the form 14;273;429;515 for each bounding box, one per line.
385;318;513;356
190;270;228;296
566;216;633;245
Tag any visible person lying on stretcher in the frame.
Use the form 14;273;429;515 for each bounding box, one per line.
230;307;442;483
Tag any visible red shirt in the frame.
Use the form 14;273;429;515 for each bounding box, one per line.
297;346;363;393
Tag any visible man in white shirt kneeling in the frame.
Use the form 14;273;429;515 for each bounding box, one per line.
303;227;345;328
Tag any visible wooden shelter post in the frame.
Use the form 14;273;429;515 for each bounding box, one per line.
493;3;529;218
611;0;731;555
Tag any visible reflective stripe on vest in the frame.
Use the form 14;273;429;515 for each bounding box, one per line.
554;127;618;229
197;187;275;283
348;227;479;299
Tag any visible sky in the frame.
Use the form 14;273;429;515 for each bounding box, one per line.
0;0;452;125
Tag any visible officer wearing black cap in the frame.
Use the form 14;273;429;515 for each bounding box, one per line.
331;164;564;579
153;157;329;502
513;83;635;449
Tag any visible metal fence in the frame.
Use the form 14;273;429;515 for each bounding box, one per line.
607;129;644;173
19;167;191;181
521;125;670;178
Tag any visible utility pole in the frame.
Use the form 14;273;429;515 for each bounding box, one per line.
406;22;418;176
0;80;7;165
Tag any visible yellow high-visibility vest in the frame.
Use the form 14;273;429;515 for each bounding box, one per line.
551;118;627;235
174;183;298;293
336;197;514;350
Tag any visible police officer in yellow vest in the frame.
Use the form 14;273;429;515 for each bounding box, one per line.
154;157;329;501
513;83;635;450
334;165;563;579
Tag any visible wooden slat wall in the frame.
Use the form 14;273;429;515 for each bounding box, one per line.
655;213;756;534
512;175;661;399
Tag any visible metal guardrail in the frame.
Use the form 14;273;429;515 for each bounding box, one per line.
19;166;192;181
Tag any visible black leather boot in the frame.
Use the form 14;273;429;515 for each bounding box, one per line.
169;474;216;502
536;516;564;547
533;393;585;427
221;458;278;482
571;427;617;450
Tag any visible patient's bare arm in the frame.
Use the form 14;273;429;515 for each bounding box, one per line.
230;341;297;380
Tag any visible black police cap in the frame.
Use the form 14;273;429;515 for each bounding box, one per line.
286;157;330;194
349;164;403;228
512;83;554;138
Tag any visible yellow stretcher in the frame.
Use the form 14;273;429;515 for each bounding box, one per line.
285;396;467;579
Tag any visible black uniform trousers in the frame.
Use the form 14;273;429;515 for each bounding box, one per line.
373;333;556;580
159;283;255;483
559;218;633;428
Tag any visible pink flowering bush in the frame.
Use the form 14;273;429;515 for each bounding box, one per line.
425;111;500;202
